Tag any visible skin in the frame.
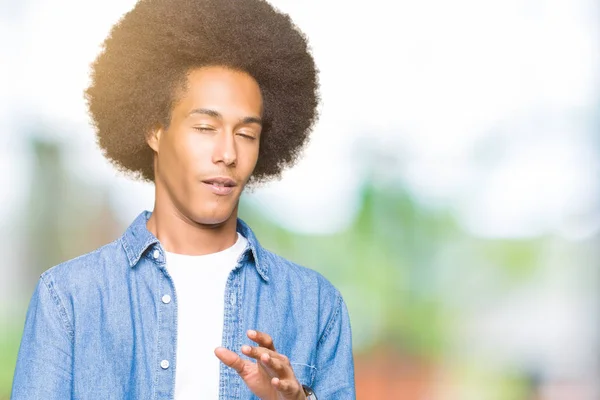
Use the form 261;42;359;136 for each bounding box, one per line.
145;66;305;400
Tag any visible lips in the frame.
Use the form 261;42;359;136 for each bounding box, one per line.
201;177;237;196
202;177;236;187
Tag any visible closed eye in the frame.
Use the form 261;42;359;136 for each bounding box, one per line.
193;126;216;132
237;133;257;140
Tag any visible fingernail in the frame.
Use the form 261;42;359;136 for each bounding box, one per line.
241;345;251;353
248;330;256;337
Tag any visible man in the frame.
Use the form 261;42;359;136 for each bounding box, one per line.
11;0;355;399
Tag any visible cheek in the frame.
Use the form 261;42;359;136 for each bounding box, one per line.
242;144;260;173
157;133;197;188
175;131;212;168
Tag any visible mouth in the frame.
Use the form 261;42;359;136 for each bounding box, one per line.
201;177;237;196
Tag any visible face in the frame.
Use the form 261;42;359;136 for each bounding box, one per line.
147;66;263;225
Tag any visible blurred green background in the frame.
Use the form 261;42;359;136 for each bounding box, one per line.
1;0;599;399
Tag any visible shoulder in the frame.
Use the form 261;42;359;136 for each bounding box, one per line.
238;218;341;301
265;249;337;286
261;248;343;309
257;248;351;346
40;238;127;292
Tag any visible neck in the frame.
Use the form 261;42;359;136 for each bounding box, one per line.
146;199;239;257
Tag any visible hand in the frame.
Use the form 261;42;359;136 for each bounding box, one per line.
215;330;306;400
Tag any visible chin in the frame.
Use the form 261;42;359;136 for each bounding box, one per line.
188;205;236;227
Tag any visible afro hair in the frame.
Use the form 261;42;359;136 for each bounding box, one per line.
85;0;319;184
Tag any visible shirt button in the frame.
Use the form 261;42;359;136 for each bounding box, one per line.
153;250;160;259
162;294;171;304
160;360;170;369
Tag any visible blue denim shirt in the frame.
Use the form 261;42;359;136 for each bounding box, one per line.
11;211;355;399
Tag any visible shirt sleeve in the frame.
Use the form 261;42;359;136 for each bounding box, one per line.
11;274;73;400
313;291;356;399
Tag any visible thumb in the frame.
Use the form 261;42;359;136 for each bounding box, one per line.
214;347;247;375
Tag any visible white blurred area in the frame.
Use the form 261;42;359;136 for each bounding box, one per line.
1;0;599;398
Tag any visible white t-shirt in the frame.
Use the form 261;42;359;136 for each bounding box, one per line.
165;233;248;399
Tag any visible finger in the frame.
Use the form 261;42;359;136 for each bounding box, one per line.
259;351;279;378
214;347;247;374
246;347;296;382
241;345;280;378
271;376;302;396
241;344;275;361
242;345;291;369
247;330;276;351
259;352;290;378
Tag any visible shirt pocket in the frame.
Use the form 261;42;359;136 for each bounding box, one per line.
291;362;317;388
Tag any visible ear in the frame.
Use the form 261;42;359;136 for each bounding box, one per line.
146;126;163;153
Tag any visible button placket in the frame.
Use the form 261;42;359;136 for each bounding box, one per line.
156;263;176;397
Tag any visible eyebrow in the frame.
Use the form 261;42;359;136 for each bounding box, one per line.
188;108;262;126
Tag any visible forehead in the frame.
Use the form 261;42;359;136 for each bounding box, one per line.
175;66;263;117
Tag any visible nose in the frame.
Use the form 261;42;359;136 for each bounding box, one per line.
212;130;237;166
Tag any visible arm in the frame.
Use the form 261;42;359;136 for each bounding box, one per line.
11;275;73;399
312;292;356;399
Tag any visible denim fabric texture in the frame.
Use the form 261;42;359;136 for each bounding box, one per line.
11;211;356;399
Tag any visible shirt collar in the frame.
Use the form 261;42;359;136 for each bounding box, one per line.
120;210;269;281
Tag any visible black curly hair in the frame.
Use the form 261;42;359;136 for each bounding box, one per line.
85;0;319;184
